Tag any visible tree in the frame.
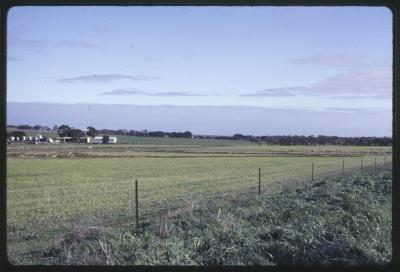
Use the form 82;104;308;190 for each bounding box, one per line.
183;131;192;138
117;129;128;135
57;124;72;137
10;130;26;138
17;125;32;130
86;126;97;137
233;134;245;140
100;129;110;134
70;129;85;142
33;125;42;130
102;135;109;144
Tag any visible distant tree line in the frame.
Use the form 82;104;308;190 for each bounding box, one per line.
80;128;193;138
7;130;26;138
7;124;53;131
7;125;193;139
121;130;193;138
231;134;392;146
6;124;392;146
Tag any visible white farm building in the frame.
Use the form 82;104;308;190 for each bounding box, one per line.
92;136;118;144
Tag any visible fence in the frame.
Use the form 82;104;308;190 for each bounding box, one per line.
7;155;393;256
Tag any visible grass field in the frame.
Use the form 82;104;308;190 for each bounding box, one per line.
6;143;392;264
7;143;391;158
117;135;256;145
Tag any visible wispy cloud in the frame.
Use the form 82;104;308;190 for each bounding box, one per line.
100;89;143;95
326;94;392;100
291;54;370;68
313;68;392;98
53;41;106;49
8;36;46;51
240;88;303;97
153;91;203;97
324;107;390;114
100;88;204;97
57;74;160;83
241;68;391;99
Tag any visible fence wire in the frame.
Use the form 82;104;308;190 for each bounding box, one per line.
7;155;392;257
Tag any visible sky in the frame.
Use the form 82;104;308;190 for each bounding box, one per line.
6;6;393;136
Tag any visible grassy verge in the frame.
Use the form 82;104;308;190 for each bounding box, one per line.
9;169;392;265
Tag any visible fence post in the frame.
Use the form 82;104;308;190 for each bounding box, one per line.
311;163;314;182
374;157;377;171
360;159;363;173
258;168;261;196
342;160;345;175
384;155;387;168
135;179;139;228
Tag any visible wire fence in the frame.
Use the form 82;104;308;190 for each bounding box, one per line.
7;155;393;255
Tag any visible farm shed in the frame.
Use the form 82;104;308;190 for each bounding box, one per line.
92;136;118;144
79;136;91;143
54;137;73;143
92;136;103;144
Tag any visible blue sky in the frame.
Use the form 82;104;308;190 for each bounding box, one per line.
6;6;393;135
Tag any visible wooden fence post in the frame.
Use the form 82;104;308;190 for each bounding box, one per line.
135;179;139;228
361;159;363;173
342;160;345;175
258;168;261;196
311;163;314;182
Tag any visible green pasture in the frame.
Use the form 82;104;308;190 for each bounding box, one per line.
6;143;392;263
7;143;392;158
18;169;391;265
116;135;255;145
